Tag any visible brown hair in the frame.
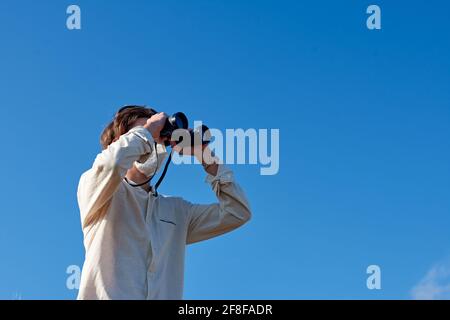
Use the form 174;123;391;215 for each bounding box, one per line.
100;105;157;149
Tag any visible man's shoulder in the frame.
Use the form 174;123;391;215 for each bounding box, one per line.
78;168;94;188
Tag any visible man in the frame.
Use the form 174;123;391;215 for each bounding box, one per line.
77;106;252;299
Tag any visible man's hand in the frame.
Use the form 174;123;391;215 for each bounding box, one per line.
144;112;168;144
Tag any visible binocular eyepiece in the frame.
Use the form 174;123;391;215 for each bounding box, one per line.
159;112;189;138
160;112;211;148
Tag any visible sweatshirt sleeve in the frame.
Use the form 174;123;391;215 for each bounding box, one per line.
184;165;252;244
77;126;154;228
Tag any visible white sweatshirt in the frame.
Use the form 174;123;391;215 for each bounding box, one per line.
76;126;252;300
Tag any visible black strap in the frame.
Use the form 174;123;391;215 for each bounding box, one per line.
124;176;152;187
124;149;173;197
153;152;172;197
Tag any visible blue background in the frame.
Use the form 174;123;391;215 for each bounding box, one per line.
0;0;449;299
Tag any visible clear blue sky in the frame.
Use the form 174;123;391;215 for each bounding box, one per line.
0;0;449;299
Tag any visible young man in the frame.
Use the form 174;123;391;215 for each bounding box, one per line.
77;106;252;299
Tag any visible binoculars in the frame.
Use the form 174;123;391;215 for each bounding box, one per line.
160;112;211;148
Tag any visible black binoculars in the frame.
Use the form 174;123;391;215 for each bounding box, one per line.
160;112;211;148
